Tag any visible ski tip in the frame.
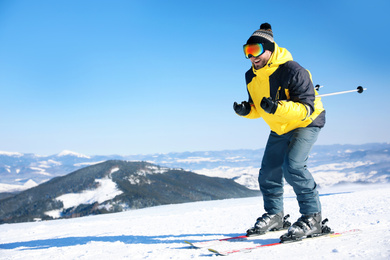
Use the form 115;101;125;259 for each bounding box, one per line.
208;248;226;256
184;241;197;248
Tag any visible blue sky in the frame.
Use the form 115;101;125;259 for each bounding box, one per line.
0;0;389;156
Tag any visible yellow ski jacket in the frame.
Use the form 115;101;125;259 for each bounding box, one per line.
241;43;325;135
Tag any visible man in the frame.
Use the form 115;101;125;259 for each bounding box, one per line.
233;23;326;241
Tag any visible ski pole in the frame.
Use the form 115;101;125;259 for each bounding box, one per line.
316;86;366;97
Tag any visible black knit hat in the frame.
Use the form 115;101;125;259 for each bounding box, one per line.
246;23;275;52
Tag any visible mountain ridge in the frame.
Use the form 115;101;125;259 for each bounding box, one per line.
1;142;389;193
0;160;259;224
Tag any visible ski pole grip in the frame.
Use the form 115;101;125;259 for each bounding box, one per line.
315;85;323;91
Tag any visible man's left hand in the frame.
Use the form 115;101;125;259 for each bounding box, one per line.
261;97;278;114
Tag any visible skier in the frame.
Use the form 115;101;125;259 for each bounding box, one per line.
233;23;326;241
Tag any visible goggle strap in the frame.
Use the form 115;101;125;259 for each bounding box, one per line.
263;42;275;53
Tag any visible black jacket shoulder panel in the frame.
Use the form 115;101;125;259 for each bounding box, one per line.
245;68;256;85
272;61;315;111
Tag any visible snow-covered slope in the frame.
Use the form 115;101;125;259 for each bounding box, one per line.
0;179;37;193
1;184;389;259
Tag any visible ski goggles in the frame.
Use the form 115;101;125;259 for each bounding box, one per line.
243;43;265;59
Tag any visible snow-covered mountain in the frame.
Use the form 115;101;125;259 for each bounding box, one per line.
1;143;389;193
0;160;258;224
0;184;389;259
56;150;91;158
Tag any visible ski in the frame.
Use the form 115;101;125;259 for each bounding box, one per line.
185;229;290;248
185;214;291;248
208;229;361;256
184;234;249;248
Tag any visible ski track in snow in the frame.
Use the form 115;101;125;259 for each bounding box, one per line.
0;184;389;260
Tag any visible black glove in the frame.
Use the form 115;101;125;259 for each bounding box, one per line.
233;101;251;116
260;97;278;114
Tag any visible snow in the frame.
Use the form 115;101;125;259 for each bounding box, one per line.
195;166;259;179
1;184;389;259
110;167;120;174
137;165;170;176
28;167;51;176
193;159;383;191
57;150;91;159
0;180;38;193
37;160;62;168
195;166;260;189
46;177;123;218
74;161;105;167
311;162;386;187
127;175;152;185
0;151;23;157
176;157;223;163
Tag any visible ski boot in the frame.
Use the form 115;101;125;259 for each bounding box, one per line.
280;213;333;243
246;212;291;237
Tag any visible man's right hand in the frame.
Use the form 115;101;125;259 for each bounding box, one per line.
233;101;251;116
